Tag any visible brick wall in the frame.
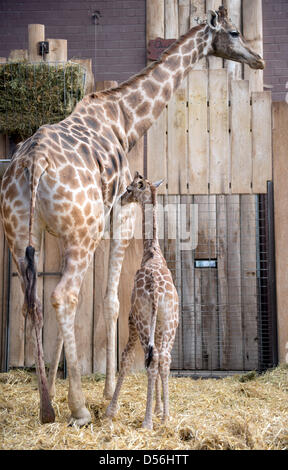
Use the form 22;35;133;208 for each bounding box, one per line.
0;0;146;85
263;0;288;102
0;1;287;100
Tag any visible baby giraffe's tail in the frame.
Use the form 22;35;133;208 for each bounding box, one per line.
145;275;158;368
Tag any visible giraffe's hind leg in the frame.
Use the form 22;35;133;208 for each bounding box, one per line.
7;223;55;424
51;239;97;426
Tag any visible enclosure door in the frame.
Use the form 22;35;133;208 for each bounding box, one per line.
159;193;276;373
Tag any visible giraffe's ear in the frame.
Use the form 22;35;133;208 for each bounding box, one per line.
134;171;143;179
152;178;165;189
207;10;220;30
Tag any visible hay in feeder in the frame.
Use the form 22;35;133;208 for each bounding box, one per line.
0;61;86;140
1;365;288;450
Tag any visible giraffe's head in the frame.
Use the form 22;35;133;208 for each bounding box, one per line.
121;172;164;206
206;6;265;70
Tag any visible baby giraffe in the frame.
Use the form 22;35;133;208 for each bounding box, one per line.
106;172;179;429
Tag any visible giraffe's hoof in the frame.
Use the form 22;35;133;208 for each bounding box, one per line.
68;407;92;427
142;421;153;430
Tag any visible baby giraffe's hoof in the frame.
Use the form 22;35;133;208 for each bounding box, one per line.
154;405;163;416
105;404;116;419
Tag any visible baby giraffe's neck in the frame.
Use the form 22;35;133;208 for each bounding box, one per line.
141;190;162;263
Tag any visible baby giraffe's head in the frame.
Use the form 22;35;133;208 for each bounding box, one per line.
121;172;164;206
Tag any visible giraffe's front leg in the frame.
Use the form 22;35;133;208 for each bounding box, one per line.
103;203;136;399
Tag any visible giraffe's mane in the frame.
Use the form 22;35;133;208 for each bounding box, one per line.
85;22;206;102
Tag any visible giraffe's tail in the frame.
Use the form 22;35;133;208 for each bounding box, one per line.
23;155;55;424
24;155;48;317
146;275;158;369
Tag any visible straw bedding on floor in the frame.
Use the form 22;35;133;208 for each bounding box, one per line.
1;365;288;450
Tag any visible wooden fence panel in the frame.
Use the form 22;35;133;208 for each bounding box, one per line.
252;92;272;194
209;69;229;194
231;80;252;193
273;102;288;364
188;70;209;194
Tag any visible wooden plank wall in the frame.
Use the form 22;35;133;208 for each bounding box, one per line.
147;68;272;196
273;102;288;364
146;0;270;195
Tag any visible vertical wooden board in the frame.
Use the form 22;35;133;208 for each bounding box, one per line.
209;69;229;194
252;92;272;194
194;195;217;259
226;195;243;369
166;1;187;195
93;239;110;374
194;268;202;369
206;0;223;70
28;24;45;63
190;1;206;70
146;0;166;195
43;233;62;367
223;0;242;82
242;0;263;92
127;137;144;181
188;70;209;194
147;112;167;195
8;259;25;367
165;195;182;369
167;88;188;194
165;0;178;38
75;260;94;375
181;195;195;369
146;0;165;44
240;195;258;370
216;195;230;370
272;102;288;364
231;80;252;193
179;0;190;35
118;237;144;372
200;268;218;370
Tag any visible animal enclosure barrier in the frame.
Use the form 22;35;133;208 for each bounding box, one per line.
157;190;277;374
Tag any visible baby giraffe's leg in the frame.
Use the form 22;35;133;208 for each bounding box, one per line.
154;374;162;416
106;314;138;418
142;349;159;430
159;348;172;424
47;330;63;399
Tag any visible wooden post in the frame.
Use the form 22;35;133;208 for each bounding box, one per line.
206;0;223;70
28;24;45;62
8;50;28;62
242;0;264;92
190;1;206;70
45;39;67;62
273;102;288;364
223;0;242;82
146;0;165;45
72;58;95;94
146;0;166;194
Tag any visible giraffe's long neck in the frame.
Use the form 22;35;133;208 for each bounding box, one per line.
117;22;210;151
142;189;161;255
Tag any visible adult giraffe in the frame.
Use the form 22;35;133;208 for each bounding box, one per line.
0;6;264;425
